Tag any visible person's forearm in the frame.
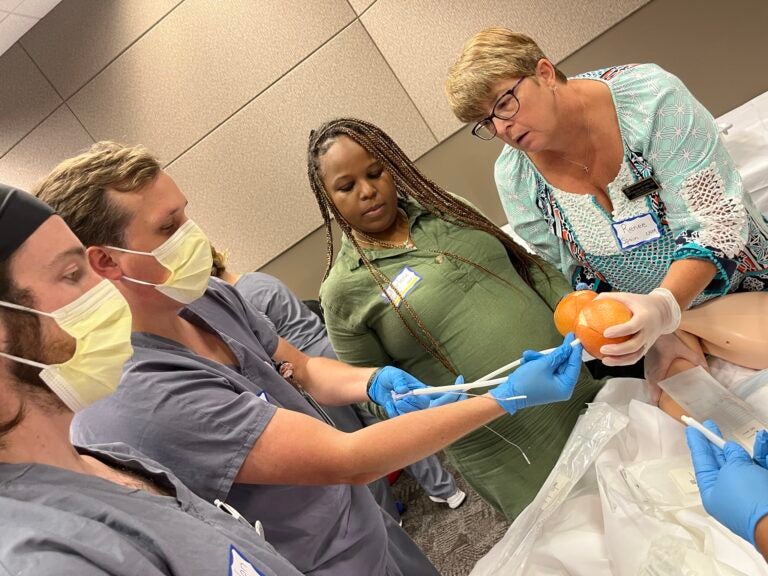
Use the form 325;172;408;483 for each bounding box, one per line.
660;259;717;310
293;356;376;405
235;392;508;486
755;515;768;561
339;395;505;484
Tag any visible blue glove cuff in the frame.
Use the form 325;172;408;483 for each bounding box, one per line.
366;368;384;403
747;506;768;547
489;383;526;415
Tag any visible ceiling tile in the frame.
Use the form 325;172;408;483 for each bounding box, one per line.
0;12;36;56
13;0;62;19
0;0;22;12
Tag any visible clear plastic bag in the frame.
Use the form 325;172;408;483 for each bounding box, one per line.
621;455;701;511
639;537;749;576
470;402;629;576
658;366;768;454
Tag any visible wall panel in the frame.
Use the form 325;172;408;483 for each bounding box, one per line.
166;21;436;274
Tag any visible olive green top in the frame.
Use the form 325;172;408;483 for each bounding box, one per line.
320;196;603;519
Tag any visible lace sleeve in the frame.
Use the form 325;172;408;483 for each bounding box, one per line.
633;65;747;295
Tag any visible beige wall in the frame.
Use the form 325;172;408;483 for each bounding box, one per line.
1;0;766;299
0;0;648;295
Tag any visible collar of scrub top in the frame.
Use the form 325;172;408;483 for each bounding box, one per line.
342;197;423;272
0;184;55;262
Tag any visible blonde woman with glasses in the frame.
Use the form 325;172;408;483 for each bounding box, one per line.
446;28;768;391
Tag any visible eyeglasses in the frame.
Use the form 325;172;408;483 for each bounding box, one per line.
472;76;527;141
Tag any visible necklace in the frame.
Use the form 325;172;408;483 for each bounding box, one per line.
556;92;592;174
355;208;414;249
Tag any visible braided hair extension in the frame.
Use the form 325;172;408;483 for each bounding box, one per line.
307;118;550;374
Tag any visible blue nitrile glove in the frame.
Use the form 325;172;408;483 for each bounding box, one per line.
367;366;426;418
753;429;768;469
394;375;467;415
490;333;582;415
685;419;768;547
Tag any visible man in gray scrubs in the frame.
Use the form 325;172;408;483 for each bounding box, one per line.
37;142;584;576
0;185;303;576
214;263;466;512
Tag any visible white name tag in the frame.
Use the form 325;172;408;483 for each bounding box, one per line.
229;545;265;576
381;266;422;307
611;213;661;250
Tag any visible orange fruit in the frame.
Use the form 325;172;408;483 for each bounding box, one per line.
574;298;633;359
553;290;598;336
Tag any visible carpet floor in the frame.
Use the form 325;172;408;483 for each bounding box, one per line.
393;457;510;576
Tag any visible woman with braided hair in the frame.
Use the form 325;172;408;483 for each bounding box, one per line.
307;117;604;519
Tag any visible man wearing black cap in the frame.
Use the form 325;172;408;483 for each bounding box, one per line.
0;184;304;575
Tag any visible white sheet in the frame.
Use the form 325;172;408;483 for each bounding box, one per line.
471;370;768;575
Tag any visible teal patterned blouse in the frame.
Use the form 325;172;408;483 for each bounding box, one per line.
496;64;768;305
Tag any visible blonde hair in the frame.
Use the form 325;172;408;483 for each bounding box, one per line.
33;141;161;247
445;27;567;123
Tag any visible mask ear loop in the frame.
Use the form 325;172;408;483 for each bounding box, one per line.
0;351;48;370
0;302;54;370
104;247;164;288
0;300;54;317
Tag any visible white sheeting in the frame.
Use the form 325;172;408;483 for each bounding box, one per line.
471;370;768;576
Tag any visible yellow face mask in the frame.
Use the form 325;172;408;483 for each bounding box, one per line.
109;219;213;305
0;280;133;412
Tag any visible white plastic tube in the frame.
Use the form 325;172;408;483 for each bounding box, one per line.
402;338;582;397
681;415;726;449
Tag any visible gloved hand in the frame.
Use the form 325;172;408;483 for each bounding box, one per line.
490;333;583;415
754;430;768;469
685;419;768;546
643;332;708;403
597;288;681;366
367;367;466;418
392;375;468;416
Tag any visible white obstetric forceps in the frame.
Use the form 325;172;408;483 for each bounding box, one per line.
393;338;582;399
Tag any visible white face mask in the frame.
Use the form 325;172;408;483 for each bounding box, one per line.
108;219;213;305
0;280;133;412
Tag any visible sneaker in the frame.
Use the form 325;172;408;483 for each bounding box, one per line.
429;489;467;509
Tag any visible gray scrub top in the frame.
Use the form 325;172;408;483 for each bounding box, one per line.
234;272;333;358
0;443;302;576
71;278;398;576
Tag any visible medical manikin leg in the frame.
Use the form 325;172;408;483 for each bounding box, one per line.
652;292;768;420
679;292;768;370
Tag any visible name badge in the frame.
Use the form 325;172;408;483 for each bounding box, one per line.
611;213;661;250
229;545;265;576
381;266;422;307
622;176;661;200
